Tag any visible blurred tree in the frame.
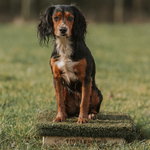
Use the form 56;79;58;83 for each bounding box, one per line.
132;0;142;13
10;0;20;15
114;0;124;23
21;0;31;20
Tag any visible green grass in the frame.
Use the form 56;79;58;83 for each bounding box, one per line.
0;23;150;149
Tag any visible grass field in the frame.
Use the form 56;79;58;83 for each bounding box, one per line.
0;23;150;149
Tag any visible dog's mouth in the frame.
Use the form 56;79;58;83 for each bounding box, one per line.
60;33;67;36
58;34;71;38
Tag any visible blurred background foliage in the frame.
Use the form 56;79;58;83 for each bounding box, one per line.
0;0;150;23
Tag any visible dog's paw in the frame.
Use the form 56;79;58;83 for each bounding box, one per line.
88;114;98;120
77;117;89;124
53;114;67;122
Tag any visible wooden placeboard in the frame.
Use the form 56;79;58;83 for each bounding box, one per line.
43;136;126;145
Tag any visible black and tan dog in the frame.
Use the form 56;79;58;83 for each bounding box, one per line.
38;5;103;124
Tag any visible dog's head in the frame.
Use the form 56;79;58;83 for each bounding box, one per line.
38;5;87;45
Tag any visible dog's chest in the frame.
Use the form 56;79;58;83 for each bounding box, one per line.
54;38;79;84
55;56;78;84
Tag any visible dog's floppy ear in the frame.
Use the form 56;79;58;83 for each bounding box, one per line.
38;6;55;45
71;6;87;42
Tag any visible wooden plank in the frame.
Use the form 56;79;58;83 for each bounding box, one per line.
43;136;126;145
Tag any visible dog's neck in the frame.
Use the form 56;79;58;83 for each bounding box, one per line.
55;36;73;57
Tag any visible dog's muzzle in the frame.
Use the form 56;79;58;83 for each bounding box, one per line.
60;27;67;36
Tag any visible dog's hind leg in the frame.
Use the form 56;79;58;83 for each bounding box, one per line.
88;87;103;120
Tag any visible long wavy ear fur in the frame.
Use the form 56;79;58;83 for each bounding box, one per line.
71;6;87;42
37;6;55;45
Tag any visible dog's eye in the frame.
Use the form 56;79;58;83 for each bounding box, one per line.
54;16;60;21
67;17;73;22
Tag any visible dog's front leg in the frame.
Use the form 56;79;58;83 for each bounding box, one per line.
53;78;67;122
50;58;67;122
73;59;92;123
77;79;92;124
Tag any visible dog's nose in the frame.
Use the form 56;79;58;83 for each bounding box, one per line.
60;27;67;34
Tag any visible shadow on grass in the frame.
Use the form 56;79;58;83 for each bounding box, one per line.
136;123;150;140
0;74;16;81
